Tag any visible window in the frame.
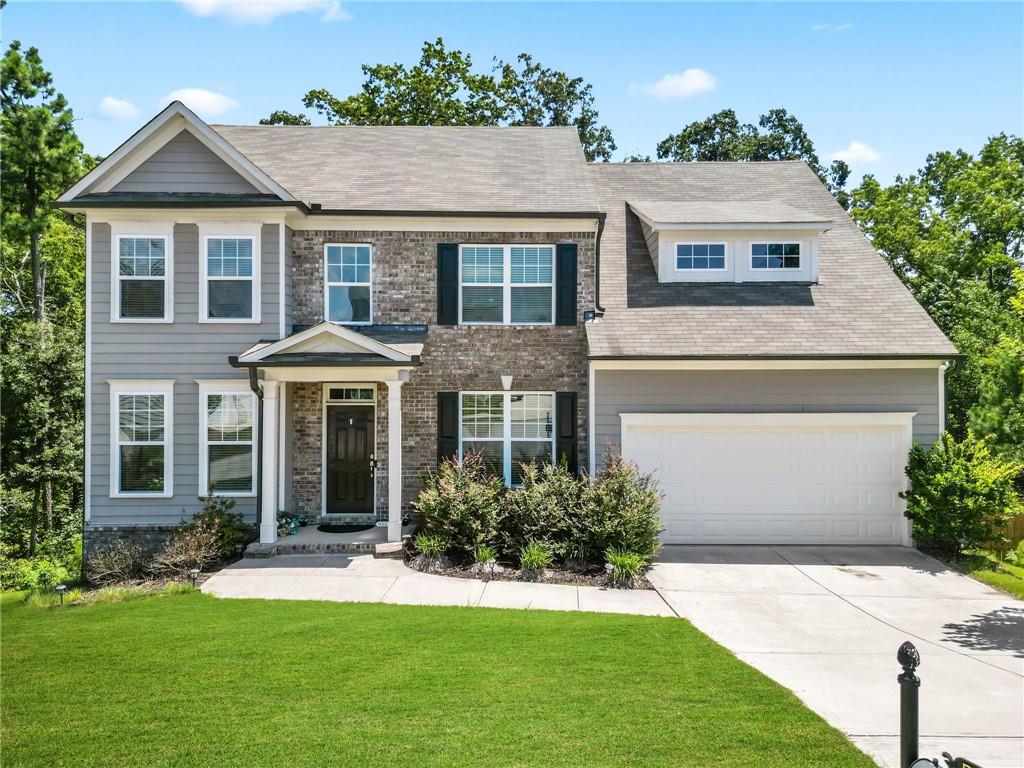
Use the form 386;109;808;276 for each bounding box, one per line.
751;243;801;270
206;237;255;319
200;388;256;495
460;392;554;485
676;243;726;270
109;380;173;497
327;387;374;402
325;244;371;324
116;236;169;320
460;245;554;325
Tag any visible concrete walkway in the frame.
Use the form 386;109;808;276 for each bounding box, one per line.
201;553;674;616
648;546;1024;768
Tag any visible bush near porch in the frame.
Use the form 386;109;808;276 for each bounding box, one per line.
411;453;663;571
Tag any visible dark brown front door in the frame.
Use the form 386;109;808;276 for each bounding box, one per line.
326;405;374;515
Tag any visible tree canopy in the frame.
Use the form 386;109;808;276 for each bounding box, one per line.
655;108;851;208
263;37;616;162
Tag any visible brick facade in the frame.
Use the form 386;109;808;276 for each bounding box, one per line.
286;229;595;519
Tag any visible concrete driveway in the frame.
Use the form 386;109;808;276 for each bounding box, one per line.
648;546;1024;768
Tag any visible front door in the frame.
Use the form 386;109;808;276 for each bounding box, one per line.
326;405;374;515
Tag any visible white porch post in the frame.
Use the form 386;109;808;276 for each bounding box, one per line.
260;380;280;544
386;379;403;542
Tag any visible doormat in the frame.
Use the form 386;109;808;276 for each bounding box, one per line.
316;523;376;534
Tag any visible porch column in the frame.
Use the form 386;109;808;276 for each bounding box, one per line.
386;379;403;542
260;380;280;544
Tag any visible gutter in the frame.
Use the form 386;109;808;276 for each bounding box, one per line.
593;212;607;317
246;367;264;538
587;353;965;361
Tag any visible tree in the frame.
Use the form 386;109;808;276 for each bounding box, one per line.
1;41;84;323
655;108;851;207
265;37;616;161
850;135;1024;436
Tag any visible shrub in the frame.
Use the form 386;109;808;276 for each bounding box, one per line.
519;541;553;577
0;556;74;591
474;544;497;564
412;452;505;559
605;548;646;589
85;541;149;585
149;520;221;577
163;581;198;595
903;431;1024;559
588;455;663;562
414;533;450;558
498;462;586;561
192;495;254;558
89;585;148;604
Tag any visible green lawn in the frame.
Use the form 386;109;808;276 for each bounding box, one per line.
2;592;873;768
958;550;1024;599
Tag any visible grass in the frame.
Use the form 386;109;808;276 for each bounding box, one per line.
1;592;874;768
957;549;1024;599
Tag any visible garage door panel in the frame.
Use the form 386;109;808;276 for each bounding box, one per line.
624;416;910;545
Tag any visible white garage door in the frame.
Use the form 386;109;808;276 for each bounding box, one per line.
621;413;915;546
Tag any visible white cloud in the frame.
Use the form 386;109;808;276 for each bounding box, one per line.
811;22;853;32
161;88;239;117
639;68;718;100
99;96;138;120
177;0;349;23
830;140;882;165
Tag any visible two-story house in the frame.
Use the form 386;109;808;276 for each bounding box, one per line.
58;102;956;554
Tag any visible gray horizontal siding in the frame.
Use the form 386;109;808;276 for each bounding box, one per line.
284;226;294;332
89;221;281;525
594;368;941;468
111;130;259;195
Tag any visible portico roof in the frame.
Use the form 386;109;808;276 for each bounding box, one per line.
233;322;424;367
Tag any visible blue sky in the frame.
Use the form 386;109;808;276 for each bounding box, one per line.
6;1;1022;184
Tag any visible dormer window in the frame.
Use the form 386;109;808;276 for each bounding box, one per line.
676;243;726;271
751;243;801;270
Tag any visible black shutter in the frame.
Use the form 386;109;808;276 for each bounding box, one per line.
437;391;459;464
437;244;459;325
555;243;577;326
555;391;578;474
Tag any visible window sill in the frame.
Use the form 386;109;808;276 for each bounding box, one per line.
202;491;256;498
198;317;262;324
110;491;174;499
110;317;174;324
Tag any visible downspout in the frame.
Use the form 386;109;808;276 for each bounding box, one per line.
593;213;607;317
247;366;264;534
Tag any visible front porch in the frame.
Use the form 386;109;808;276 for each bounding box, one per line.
230;322;425;547
245;521;417;557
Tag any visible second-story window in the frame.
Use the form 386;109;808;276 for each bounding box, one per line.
205;237;256;320
116;235;170;321
325;244;372;324
459;245;554;325
751;242;801;270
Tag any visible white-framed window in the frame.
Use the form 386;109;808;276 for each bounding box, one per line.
198;381;256;496
459;245;554;325
751;242;801;270
675;242;727;271
199;223;261;323
108;380;174;498
459;392;554;485
325;244;372;324
111;222;174;322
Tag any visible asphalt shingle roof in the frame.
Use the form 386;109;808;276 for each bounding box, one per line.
587;161;957;358
627;200;830;226
211;124;600;214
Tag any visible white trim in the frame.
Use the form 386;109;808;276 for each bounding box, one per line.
619;411;918;429
458;244;556;326
321;383;378;519
278;381;287;512
673;241;728;273
197;222;262;324
589;358;947;371
238;321;412;363
458;391;555;486
750;241;803;272
260;381;279;543
386;380;403;541
939;362;948;435
84;215;92;520
108;379;175;499
59;102;295;202
587;360;596;477
286;215;599;233
324;243;373;326
196;380;257;497
109;221;175;323
278;224;287;339
260;366;414;383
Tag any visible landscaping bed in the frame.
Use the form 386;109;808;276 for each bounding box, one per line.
406;553;654;589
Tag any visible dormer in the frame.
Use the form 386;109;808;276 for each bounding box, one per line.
628;201;832;284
